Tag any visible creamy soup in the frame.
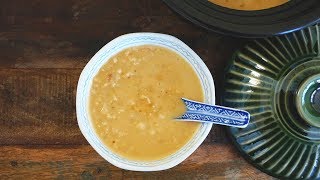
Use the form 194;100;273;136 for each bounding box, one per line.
89;45;203;161
209;0;289;10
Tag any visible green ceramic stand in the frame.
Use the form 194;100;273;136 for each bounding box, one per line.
223;24;320;179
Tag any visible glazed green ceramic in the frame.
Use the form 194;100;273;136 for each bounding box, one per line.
223;24;320;179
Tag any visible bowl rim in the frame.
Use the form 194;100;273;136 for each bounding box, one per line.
76;32;215;171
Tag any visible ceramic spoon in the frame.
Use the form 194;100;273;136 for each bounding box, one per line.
176;98;250;128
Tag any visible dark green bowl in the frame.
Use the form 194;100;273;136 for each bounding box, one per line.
223;24;320;179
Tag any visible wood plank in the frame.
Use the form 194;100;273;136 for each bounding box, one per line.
0;145;273;179
0;68;86;145
0;0;220;69
0;28;210;69
0;0;170;18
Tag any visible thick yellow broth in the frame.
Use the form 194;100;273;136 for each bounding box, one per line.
209;0;289;10
89;45;203;161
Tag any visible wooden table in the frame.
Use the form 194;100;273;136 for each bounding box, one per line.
0;1;273;179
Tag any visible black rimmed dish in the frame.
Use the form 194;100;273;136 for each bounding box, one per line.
162;0;320;37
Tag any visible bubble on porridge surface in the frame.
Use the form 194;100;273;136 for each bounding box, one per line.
137;122;146;130
159;114;165;119
125;50;131;56
149;129;156;135
128;99;135;105
101;103;109;114
112;95;118;101
125;72;134;78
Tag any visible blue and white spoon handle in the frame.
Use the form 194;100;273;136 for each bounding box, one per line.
176;98;250;128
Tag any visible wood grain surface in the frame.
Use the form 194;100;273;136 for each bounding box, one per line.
0;0;273;179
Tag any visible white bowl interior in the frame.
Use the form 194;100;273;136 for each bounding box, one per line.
76;33;215;171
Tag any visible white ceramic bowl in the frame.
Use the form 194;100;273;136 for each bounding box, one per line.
76;33;215;171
